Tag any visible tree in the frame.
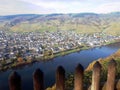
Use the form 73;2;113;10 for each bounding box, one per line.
17;57;23;63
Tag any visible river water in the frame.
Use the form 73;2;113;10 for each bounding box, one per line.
0;43;120;90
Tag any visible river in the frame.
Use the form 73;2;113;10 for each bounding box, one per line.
0;43;120;90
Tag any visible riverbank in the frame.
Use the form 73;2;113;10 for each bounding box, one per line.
0;46;88;71
39;46;89;61
0;40;120;71
86;49;120;71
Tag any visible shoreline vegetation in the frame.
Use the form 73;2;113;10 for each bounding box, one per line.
0;40;119;71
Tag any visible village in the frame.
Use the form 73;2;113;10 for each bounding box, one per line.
0;30;120;67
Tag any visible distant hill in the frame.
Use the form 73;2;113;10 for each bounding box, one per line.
0;12;120;35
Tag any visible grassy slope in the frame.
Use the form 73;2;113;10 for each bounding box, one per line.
11;23;120;35
105;22;120;35
10;20;104;33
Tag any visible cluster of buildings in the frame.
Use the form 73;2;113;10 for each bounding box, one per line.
0;30;120;63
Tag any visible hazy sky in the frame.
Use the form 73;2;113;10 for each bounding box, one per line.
0;0;120;15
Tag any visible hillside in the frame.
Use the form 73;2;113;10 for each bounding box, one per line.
0;12;120;35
